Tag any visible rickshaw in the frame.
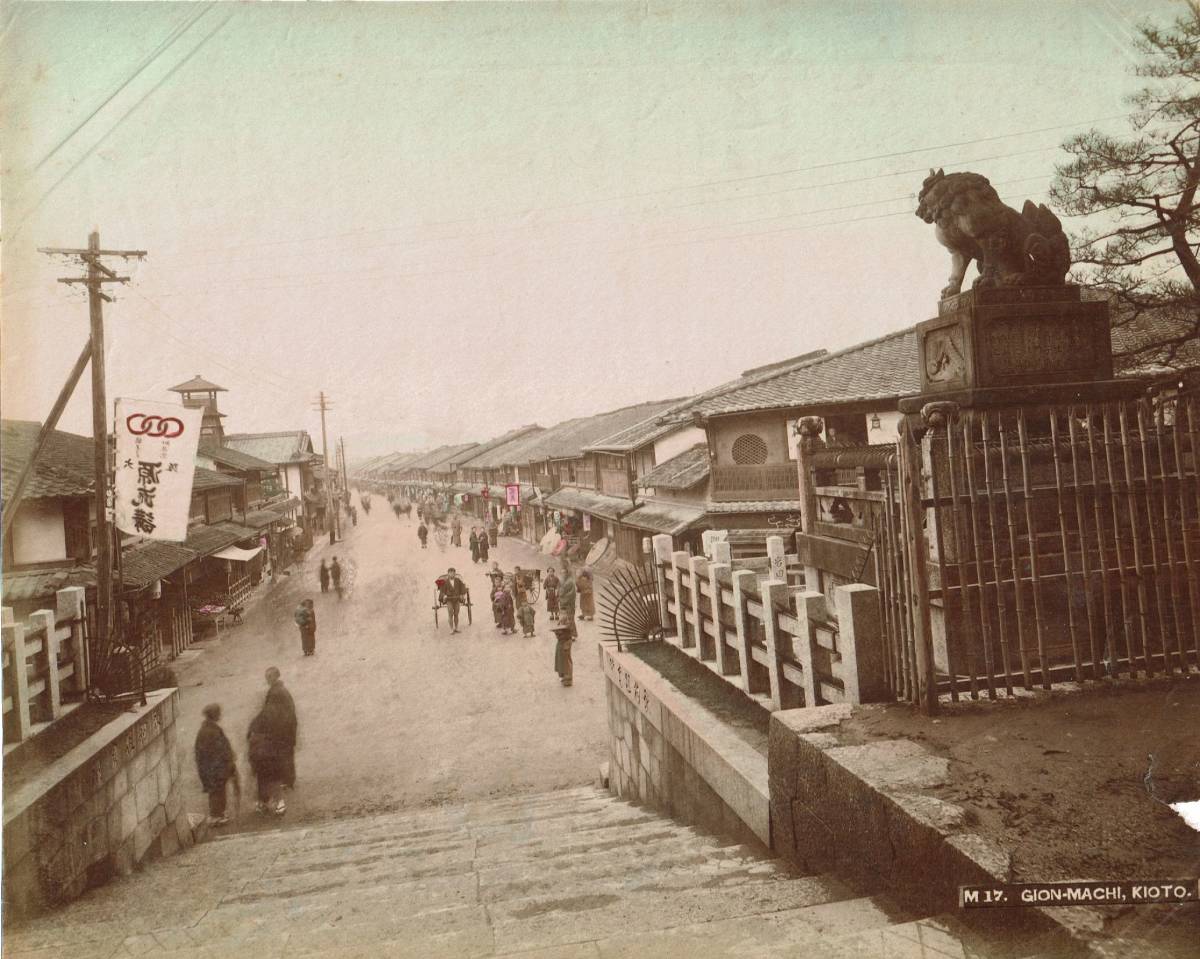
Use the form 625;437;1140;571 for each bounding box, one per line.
432;576;472;628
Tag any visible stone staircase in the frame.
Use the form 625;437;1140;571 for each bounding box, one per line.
4;785;1045;959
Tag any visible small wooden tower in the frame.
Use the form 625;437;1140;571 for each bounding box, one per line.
169;374;227;443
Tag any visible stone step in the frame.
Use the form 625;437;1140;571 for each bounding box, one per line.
488;874;860;954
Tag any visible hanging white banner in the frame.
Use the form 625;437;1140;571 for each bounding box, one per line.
114;398;203;542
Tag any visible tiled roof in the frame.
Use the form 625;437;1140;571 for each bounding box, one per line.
169;375;226;393
519;399;687;463
1;565;95;604
423;443;482;474
585;415;686;453
267;496;301;514
1;420;95;506
1111;309;1200;375
705;499;804;513
690;328;919;417
621;501;707;536
636;445;710;490
454;426;544;469
241;509;281;529
403;444;471;472
542;487;635;522
120;541;196;589
224;431;318;465
198;443;276;472
192;467;242;492
183;523;254;557
379;451;430;473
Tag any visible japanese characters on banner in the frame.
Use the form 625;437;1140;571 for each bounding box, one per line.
505;483;520;507
114;399;203;542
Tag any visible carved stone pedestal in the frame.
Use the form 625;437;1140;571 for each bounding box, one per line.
902;285;1120;414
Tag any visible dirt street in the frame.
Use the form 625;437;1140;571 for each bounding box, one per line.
172;505;607;832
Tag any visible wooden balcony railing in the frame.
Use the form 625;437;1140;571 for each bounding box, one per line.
711;464;799;502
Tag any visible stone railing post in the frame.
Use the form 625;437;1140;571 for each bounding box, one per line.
708;559;735;675
766;535;787;584
689;555;710;658
3;621;32;741
760;580;800;710
651;535;673;635
56;587;88;693
671;551;692;648
793;417;824;591
732;570;767;695
835;583;887;704
29;610;61;721
794;590;824;708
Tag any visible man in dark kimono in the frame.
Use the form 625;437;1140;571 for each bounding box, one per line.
558;565;578;640
553;623;574;687
544;567;560;621
294;599;316;656
194;703;236;826
469;528;480;563
249;668;298;815
330;557;343;599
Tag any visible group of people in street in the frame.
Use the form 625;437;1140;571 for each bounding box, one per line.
194;667;299;826
468;525;494;562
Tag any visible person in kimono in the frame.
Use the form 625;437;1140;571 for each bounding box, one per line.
543;567;560;621
577;567;595;621
194;703;236;826
493;588;516;635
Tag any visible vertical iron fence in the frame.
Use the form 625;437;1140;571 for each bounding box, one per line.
872;388;1199;709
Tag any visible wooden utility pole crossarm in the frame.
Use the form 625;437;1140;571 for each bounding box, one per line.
33;232;147;688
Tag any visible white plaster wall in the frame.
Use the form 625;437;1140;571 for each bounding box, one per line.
11;501;67;564
653;425;706;465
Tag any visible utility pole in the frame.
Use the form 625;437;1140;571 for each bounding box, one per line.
313;391;339;544
39;232;146;686
339;437;349;494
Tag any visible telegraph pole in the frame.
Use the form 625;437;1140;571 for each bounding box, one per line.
39;232;146;683
313;391;339;543
339;437;349;494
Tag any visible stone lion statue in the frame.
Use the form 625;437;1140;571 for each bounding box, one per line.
915;169;1071;299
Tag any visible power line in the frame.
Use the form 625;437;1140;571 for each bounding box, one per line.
11;10;234;239
34;4;214;171
146;111;1136;261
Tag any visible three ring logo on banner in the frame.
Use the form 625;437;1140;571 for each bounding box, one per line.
114;399;203;541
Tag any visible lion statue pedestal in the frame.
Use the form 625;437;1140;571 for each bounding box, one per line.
905;169;1122;409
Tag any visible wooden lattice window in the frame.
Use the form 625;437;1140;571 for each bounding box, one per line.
731;433;769;465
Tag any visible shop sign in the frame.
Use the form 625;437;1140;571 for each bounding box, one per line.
505;483;520;507
114;398;202;542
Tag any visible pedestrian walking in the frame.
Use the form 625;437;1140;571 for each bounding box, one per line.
518;600;536;637
488;522;498;547
451;516;463;547
294;599;317;656
318;560;329;594
552;623;575;686
493;588;515;634
578;567;595;621
469;528;480;563
439;567;468;634
478;529;490;562
194;703;236;826
350;505;358;527
544;567;560;621
417;522;429;549
330;557;343;599
558;565;578;639
247;667;298;816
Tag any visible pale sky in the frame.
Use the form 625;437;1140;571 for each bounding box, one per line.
0;1;1173;459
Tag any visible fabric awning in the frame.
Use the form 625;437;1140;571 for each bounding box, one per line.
211;545;264;563
621;500;707;536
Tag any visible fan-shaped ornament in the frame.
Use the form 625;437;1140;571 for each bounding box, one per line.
597;563;662;651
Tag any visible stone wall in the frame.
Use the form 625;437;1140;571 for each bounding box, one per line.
601;643;770;851
3;689;193;919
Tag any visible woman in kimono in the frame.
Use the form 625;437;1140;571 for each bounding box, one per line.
577;567;595;621
493;588;516;635
469;528;480;564
543;567;560;621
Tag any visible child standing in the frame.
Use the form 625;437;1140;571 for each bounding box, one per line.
518;600;536;637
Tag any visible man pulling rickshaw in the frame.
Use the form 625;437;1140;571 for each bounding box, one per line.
433;568;471;632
